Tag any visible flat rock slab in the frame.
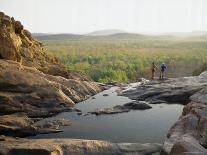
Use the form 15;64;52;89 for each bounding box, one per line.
0;114;72;137
121;72;207;105
34;118;72;129
0;138;162;155
89;101;152;115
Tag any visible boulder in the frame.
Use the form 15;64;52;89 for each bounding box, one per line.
89;101;152;115
170;136;207;155
14;21;23;34
34;118;72;130
121;101;152;110
162;88;207;154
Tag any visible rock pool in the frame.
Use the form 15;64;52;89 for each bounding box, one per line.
34;83;183;143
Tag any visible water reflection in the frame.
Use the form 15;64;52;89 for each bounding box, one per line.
34;85;183;143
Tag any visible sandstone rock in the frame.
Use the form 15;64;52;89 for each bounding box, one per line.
0;114;34;137
89;101;151;115
14;21;23;34
121;73;207;105
34;118;72;130
0;12;96;81
0;12;101;137
89;107;130;115
0;60;74;116
0;59;100;136
0;15;101;137
118;73;207;154
162;88;207;154
170;136;207;155
0;138;162;155
0;113;66;137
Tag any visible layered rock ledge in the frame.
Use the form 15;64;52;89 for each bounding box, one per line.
0;12;101;137
121;72;207;105
0;138;162;155
161;88;207;155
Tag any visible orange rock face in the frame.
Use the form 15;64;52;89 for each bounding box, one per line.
0;12;101;137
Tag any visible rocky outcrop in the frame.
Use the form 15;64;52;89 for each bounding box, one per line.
121;73;207;105
0;138;162;155
162;88;207;155
0;114;68;137
0;12;92;81
89;101;152;115
0;60;100;136
120;73;207;155
0;60;100;116
0;12;101;137
0;12;56;69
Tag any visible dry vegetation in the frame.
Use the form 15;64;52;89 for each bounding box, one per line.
37;34;207;83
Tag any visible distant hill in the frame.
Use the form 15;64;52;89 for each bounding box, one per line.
32;30;207;42
160;31;207;37
86;29;126;36
32;33;84;40
32;32;149;41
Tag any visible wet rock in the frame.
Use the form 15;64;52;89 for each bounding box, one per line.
0;114;66;137
34;118;72;130
77;112;82;115
120;101;152;110
103;94;109;96
89;107;130;115
0;138;162;155
89;101;152;115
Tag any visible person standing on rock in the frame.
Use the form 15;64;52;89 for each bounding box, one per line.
160;63;167;79
151;62;158;79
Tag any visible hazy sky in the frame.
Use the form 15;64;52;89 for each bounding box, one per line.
1;0;207;34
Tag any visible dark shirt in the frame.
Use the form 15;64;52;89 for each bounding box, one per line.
161;64;167;72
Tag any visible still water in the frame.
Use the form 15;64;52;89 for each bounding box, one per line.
34;84;183;143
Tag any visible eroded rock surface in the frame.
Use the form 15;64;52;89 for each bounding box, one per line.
162;88;207;155
0;12;101;137
0;12;93;81
89;101;152;115
34;118;72;130
121;73;207;105
0;60;100;116
0;138;162;155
